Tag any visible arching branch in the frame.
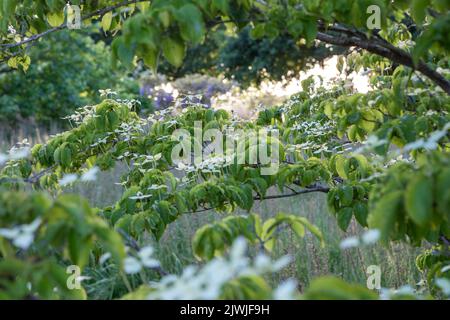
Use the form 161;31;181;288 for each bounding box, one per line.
315;29;450;95
186;185;331;214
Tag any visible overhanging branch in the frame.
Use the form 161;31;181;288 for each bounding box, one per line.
315;30;450;94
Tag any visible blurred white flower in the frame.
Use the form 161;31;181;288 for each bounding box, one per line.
147;184;166;191
339;236;360;249
10;147;30;160
124;257;142;274
99;89;117;97
124;246;160;274
176;162;188;171
147;237;293;300
99;252;112;265
380;285;417;300
403;122;450;152
341;229;381;249
129;192;152;200
362;229;380;245
141;153;162;164
8;25;16;34
230;237;247;261
0;218;42;249
81;167;99;182
59;174;78;186
254;254;271;270
138;246;160;268
272;255;292;272
273;279;297;300
355;135;387;154
0;153;7;165
436;278;450;296
12;233;34;249
441;265;450;273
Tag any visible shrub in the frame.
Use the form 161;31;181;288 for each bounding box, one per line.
0;29;152;125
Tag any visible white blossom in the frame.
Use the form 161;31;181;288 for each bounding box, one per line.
0;153;7;165
124;246;160;274
59;174;78;186
9;147;30;160
340;229;381;249
147;184;167;191
0;218;42;249
129;192;153;200
146;238;293;300
436;278;450;296
124;257;142;274
99;252;112;265
138;246;160;268
441;265;450;273
80;167;99;182
380;285;417;300
273;279;298;300
339;236;360;249
361;229;380;245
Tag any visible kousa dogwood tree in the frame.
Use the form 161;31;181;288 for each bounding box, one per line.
0;0;449;300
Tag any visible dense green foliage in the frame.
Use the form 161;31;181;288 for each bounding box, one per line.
0;29;151;123
158;26;340;85
1;73;448;298
0;0;449;300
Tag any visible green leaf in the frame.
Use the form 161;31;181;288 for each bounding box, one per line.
295;216;325;247
303;276;378;300
111;37;134;68
161;37;186;68
405;174;433;226
101;12;113;31
47;12;64;27
340;185;354;206
290;220;305;237
68;229;90;269
250;24;266;39
337;207;353;231
248;177;268;198
115;214;133;234
411;0;430;24
287;20;303;38
142;48;159;71
368;191;403;241
7;56;17;68
175;4;206;44
353;202;368;227
2;0;17;18
304;19;318;46
60;143;72;168
436;168;450;220
212;0;230;15
335;155;349;179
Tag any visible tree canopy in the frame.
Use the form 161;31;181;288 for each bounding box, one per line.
1;0;449;93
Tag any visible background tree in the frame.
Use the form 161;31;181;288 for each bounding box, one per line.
0;28;153;125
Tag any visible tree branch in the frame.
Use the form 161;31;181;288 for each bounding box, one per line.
315;29;450;94
0;0;150;50
2;2;448;94
186;185;330;214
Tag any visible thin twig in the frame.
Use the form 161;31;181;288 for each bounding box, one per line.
0;0;150;50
